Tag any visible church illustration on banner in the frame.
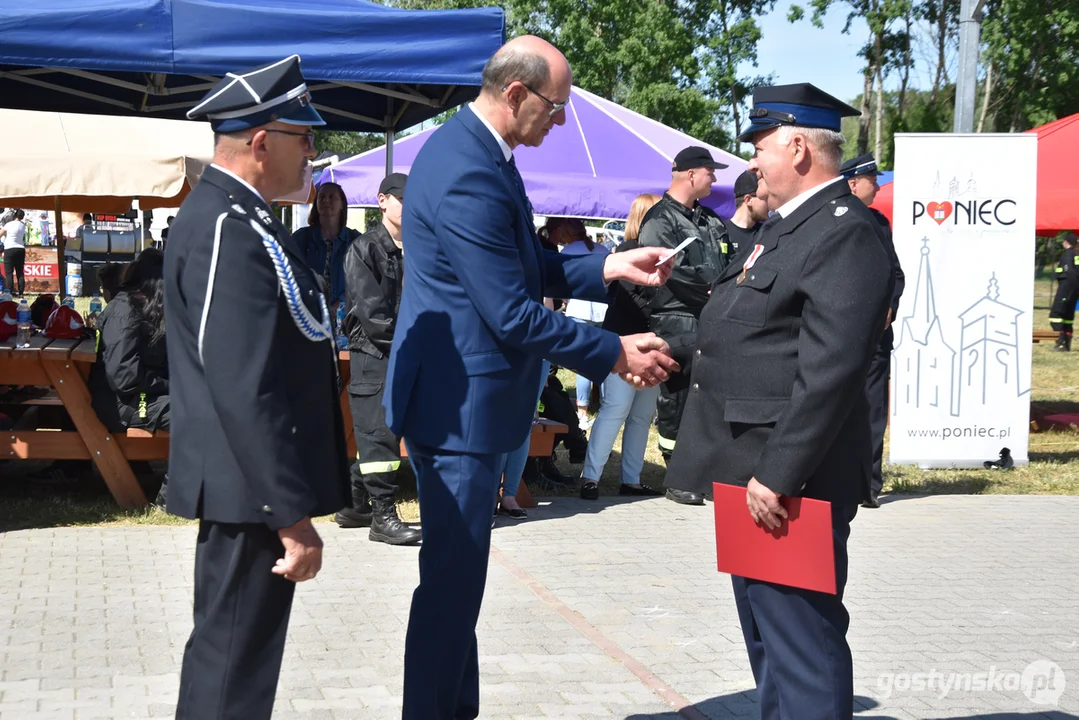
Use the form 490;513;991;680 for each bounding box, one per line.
892;238;1029;419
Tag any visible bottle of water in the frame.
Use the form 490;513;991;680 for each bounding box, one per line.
86;293;104;329
335;304;348;351
62;296;76;309
0;291;11;303
15;299;31;348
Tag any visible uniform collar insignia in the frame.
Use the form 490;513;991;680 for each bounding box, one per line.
255;206;274;225
231;204;247;215
834;206;848;217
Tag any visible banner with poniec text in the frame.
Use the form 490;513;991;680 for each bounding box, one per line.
889;133;1037;468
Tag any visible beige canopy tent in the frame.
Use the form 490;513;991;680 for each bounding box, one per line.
0;108;215;294
0;108;214;214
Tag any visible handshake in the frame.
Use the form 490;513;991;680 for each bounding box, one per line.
613;333;680;389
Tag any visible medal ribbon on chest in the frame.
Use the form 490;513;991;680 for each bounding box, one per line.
738;244;765;284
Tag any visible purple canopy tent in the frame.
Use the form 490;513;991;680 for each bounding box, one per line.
320;86;747;220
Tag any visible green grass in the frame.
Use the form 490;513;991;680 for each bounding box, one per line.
3;276;1077;530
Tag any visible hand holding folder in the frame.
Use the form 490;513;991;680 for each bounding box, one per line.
713;482;837;595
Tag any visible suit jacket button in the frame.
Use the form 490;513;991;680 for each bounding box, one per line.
262;505;273;514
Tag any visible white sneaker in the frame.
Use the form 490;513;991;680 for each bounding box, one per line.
578;414;594;431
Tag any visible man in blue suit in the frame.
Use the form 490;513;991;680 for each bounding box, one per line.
385;35;681;720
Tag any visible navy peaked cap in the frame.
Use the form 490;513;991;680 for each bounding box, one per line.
841;153;879;178
738;83;860;142
187;55;326;133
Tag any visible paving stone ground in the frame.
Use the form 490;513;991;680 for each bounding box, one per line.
1;494;1077;719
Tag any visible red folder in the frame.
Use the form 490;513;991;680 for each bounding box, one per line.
713;482;837;595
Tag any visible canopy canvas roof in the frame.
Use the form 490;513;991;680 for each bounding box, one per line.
322;87;748;220
0;109;213;214
0;0;505;132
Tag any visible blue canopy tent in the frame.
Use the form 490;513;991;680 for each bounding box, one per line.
0;0;503;292
0;0;504;133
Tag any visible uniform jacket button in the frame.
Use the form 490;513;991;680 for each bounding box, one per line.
291;426;297;434
693;382;700;390
696;349;702;357
307;289;314;296
262;505;273;514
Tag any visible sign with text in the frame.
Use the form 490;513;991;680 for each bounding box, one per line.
23;246;60;294
889;134;1037;468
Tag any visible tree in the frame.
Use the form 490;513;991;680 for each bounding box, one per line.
313;131;385;158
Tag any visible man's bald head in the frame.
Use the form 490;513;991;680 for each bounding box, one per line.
481;35;570;98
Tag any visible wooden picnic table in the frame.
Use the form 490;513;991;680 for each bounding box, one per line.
0;333;155;508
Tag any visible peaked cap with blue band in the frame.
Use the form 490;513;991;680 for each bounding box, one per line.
738;83;860;142
840;153;879;178
186;55;326;133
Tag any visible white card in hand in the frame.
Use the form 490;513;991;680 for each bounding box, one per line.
656;236;699;266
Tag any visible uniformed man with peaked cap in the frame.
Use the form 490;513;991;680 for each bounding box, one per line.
164;55;349;719
841;152;905;507
664;83;894;718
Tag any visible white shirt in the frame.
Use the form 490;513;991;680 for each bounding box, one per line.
776;177;845;218
469;102;513;162
2;220;25;250
211;163;265;202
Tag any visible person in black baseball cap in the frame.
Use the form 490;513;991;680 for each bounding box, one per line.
725;170;770;257
841;152;881;206
335;170;419;546
672;145;729;172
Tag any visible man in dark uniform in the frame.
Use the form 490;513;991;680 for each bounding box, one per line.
664;83;894;719
841;153;905;507
164;55;350;719
725;170;770;259
334;172;421;545
1050;232;1078;351
637;145;731;506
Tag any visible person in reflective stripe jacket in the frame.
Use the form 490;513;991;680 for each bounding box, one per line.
1050;232;1078;351
335;173;421;545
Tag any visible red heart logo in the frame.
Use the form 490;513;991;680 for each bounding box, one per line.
926;201;953;225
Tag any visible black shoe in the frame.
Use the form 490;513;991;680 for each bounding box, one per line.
335;488;373;528
580;481;600;500
619;483;662;497
861;491;880;509
525;457;570;490
335;507;373;528
498;505;528;519
665;488;704;506
369;500;422;546
538;456;575;486
153;474;168;508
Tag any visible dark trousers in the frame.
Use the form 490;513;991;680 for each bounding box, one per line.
865;345;891;496
3;247;25;295
176;521;296;720
1049;282;1078;333
348;387;400;502
401;440;504;720
656;383;688;462
731;503;858;720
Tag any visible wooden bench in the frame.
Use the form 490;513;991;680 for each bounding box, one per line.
0;335;147;507
1033;328;1059;343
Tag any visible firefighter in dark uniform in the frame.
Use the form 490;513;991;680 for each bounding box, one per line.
842;153;905;507
334;172;421;545
664;84;894;718
163;56;349;719
1050;232;1078;351
637;145;731;506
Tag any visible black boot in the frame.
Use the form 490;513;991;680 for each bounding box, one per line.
335;486;373;528
538;455;575;486
1065;334;1073;352
1055;332;1068;351
369;498;422;546
525;457;569;489
153;474;168;508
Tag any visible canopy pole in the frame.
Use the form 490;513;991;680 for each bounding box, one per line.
385;103;393;176
54;197;66;299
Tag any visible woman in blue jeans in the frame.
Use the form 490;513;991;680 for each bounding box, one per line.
578;193;665;500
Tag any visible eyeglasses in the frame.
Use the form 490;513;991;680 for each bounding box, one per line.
247;128;316;149
503;82;568;118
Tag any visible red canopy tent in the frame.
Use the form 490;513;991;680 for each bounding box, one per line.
870;112;1079;235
